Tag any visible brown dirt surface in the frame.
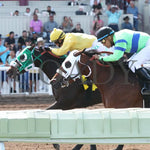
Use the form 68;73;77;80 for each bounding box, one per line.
0;95;150;150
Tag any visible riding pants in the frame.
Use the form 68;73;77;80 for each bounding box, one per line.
128;39;150;73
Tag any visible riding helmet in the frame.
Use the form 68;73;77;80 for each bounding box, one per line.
50;28;65;42
97;26;115;42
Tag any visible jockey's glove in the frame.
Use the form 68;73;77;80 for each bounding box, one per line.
44;46;51;51
99;57;105;64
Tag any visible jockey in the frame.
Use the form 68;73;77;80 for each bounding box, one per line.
49;28;114;56
96;26;150;95
49;28;115;93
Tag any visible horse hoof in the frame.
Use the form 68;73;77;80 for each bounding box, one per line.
72;144;83;150
90;144;97;150
53;144;60;150
114;145;124;150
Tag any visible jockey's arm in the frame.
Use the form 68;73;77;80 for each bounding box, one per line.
52;45;72;56
99;50;124;62
52;37;74;56
99;39;127;62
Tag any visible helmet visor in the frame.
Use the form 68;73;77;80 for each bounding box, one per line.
51;32;64;43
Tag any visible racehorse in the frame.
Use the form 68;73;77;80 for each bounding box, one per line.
50;50;150;150
7;46;102;150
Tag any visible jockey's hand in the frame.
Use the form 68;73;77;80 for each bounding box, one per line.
93;54;99;60
93;55;106;64
99;58;106;65
44;46;51;51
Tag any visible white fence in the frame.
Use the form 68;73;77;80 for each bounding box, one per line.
0;67;52;95
0;108;150;144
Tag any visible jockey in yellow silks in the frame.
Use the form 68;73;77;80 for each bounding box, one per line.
49;28;114;91
50;28;97;56
50;28;114;56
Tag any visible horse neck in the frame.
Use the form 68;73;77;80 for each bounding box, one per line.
33;52;65;80
80;54;132;86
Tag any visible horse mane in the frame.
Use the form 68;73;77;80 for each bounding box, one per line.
83;49;100;57
83;50;129;67
33;49;65;67
32;48;66;79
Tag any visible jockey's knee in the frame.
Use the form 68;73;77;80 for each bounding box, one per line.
128;61;142;73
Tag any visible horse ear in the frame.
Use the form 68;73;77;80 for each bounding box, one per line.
74;48;86;57
28;44;35;51
44;46;51;51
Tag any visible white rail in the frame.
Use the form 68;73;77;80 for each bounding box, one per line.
0;66;52;95
0;108;150;144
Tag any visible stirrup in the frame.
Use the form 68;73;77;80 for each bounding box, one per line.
141;88;150;95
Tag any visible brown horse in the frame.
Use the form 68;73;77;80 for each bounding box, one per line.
80;53;144;108
51;51;150;150
51;51;144;108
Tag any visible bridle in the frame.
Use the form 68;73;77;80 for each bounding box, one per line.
52;50;114;88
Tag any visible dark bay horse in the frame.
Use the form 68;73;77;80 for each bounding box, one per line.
51;50;150;150
7;46;102;150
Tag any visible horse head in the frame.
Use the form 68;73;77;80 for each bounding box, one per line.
7;45;66;80
7;45;35;78
50;50;115;89
7;45;50;77
50;50;94;89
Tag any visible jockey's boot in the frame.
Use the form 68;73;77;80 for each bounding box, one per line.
135;68;150;95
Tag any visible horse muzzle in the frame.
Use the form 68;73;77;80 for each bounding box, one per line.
6;66;18;78
50;77;70;89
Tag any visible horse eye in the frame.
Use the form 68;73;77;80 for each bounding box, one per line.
20;54;27;62
65;61;71;68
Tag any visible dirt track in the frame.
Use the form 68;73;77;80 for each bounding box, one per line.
0;95;150;150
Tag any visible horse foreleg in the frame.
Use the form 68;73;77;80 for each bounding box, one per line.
46;101;59;110
90;145;97;150
72;144;83;150
46;101;70;110
53;144;60;150
143;95;150;108
114;145;124;150
46;102;64;150
72;144;97;150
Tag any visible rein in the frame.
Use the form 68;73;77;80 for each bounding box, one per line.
32;49;65;64
68;50;112;80
89;51;113;68
78;59;92;78
32;49;46;64
75;51;113;79
89;56;110;68
69;57;92;81
47;50;62;58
